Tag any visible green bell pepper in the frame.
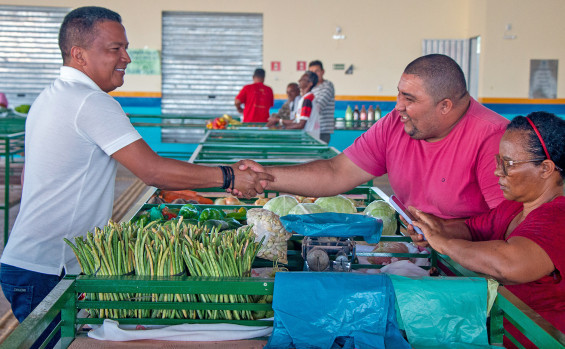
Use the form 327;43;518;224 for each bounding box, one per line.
179;204;200;220
226;207;247;222
198;208;226;222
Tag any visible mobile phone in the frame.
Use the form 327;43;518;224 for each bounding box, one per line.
389;195;424;237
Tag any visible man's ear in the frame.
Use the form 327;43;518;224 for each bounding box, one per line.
438;98;453;115
70;46;86;66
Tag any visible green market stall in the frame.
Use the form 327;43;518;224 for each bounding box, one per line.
3;126;564;349
0;115;26;243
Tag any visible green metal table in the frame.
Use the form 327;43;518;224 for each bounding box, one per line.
2;270;563;349
202;129;325;146
0;116;26;243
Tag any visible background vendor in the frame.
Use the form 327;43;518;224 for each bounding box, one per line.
234;68;274;123
267;72;321;139
269;82;300;121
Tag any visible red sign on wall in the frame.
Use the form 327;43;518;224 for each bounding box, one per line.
271;61;281;71
297;61;307;71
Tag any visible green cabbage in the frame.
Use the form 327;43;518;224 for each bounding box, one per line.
288;203;326;215
363;200;398;235
314;195;357;214
262;195;299;216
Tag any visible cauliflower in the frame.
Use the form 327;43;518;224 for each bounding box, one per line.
246;208;292;264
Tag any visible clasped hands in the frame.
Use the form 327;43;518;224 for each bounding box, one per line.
226;160;271;198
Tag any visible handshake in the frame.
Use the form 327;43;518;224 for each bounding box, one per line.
226;160;273;198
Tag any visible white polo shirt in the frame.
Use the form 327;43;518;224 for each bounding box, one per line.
1;66;141;275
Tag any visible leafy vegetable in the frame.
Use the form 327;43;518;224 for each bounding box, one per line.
263;195;299;216
314;195;357;214
363;200;398;236
288;203;326;215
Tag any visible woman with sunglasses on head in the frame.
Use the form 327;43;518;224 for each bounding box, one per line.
407;111;565;348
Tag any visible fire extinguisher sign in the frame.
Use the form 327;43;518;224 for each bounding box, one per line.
271;61;281;71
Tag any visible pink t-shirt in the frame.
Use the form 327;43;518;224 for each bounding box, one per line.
343;98;508;219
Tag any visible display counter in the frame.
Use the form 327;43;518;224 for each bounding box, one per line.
4;123;564;349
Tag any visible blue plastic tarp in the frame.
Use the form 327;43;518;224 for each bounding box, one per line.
279;213;383;243
264;272;410;349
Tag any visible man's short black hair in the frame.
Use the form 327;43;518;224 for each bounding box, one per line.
403;54;468;104
253;68;266;79
59;6;122;63
304;71;318;91
308;60;324;70
287;82;299;90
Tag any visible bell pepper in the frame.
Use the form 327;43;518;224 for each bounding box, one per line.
198;208;226;222
179;204;200;220
161;206;178;221
226;207;247;222
132;210;151;226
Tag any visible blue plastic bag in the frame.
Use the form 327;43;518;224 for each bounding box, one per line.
279;213;382;243
264;272;410;349
389;275;496;349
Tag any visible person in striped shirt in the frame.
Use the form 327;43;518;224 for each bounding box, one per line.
309;60;335;143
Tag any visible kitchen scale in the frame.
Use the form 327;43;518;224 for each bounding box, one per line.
302;236;356;272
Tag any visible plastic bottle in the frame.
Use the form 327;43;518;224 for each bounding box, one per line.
375;105;382;120
344;105;353;121
367;105;375;121
352;105;360;121
360;105;367;120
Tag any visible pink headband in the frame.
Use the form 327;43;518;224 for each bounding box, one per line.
526;117;551;160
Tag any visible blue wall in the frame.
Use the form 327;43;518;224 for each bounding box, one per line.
117;97;565;154
118;96;565;120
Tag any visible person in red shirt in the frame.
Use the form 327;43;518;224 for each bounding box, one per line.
408;112;565;348
234;68;274;123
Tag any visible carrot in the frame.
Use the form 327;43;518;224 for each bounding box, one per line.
160;190;199;202
159;190;214;205
195;197;214;205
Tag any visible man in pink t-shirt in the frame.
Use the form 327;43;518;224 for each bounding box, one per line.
235;68;274;123
238;54;508;219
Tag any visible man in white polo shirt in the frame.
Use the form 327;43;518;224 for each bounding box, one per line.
0;7;272;348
